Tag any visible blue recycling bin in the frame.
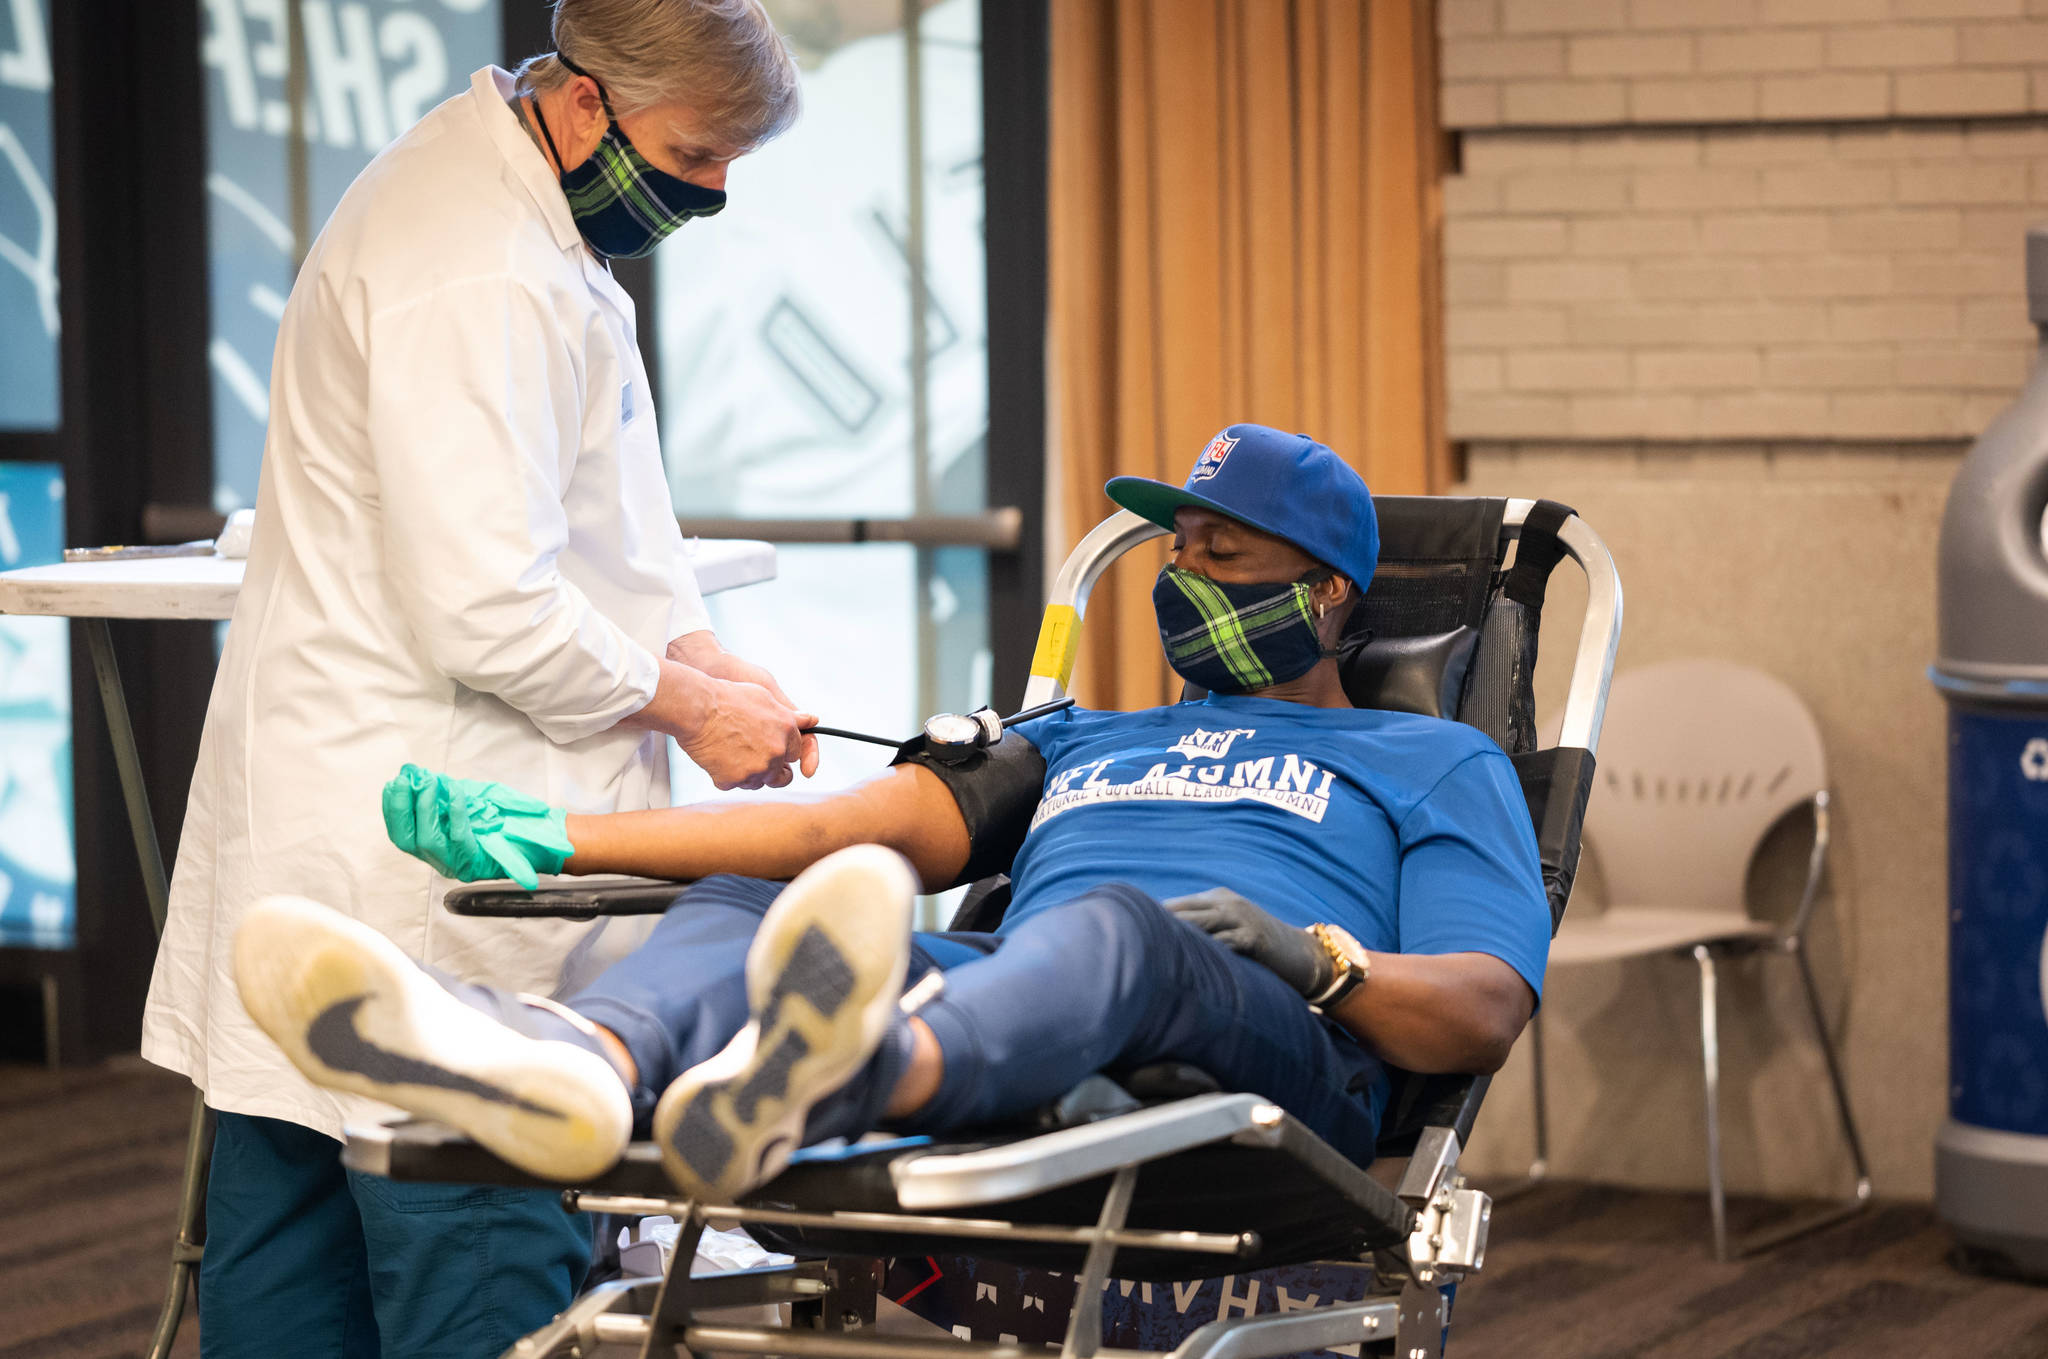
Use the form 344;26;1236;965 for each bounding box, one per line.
1932;226;2048;1279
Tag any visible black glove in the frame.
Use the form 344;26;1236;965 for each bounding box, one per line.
1162;887;1332;1000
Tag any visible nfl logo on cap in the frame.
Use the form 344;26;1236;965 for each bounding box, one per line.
1190;431;1237;483
1103;423;1381;594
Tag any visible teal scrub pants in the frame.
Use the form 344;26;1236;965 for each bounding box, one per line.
198;1109;592;1358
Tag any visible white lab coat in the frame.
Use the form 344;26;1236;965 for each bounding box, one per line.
141;68;709;1139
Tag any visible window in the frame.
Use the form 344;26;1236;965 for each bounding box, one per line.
0;0;65;946
0;0;56;431
201;0;501;510
0;463;69;947
657;0;992;803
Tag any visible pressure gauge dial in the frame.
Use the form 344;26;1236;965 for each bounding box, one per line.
921;707;1004;763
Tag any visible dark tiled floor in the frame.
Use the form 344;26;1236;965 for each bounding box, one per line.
7;1057;2045;1358
1454;1181;2048;1358
0;1058;199;1359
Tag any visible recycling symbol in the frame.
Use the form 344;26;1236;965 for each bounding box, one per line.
2026;740;2048;782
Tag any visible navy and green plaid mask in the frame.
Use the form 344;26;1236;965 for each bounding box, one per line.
1153;566;1336;694
532;54;727;260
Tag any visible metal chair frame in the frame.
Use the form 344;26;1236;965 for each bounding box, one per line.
336;498;1619;1359
345;1094;1481;1359
1508;677;1874;1261
121;496;1619;1358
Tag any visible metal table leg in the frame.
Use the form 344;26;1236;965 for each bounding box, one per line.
83;619;209;1358
148;1093;213;1359
84;619;168;932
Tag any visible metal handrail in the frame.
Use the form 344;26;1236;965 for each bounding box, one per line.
141;503;1026;552
674;510;1022;550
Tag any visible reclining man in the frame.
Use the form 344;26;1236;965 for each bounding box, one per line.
234;424;1551;1204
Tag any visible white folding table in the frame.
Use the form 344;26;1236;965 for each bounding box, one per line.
0;539;776;1359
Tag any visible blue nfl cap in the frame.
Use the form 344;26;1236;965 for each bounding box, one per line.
1104;424;1379;590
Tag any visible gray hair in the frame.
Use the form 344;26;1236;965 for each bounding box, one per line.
515;0;801;152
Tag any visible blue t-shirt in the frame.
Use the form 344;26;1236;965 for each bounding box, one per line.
1004;694;1550;998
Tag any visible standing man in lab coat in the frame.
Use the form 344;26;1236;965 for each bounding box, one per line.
140;2;811;1353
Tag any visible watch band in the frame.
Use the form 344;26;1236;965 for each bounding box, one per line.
1306;923;1370;1007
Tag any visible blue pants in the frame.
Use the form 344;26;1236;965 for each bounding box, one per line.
199;1110;592;1359
570;877;1387;1165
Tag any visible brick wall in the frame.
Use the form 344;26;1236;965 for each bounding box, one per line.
1445;123;2040;441
1437;3;2041;1202
1444;0;2048;130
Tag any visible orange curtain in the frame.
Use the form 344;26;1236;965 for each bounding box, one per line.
1048;0;1444;711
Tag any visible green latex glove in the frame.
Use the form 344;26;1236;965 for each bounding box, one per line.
381;763;574;890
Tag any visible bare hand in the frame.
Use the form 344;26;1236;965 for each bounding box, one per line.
672;639;820;778
679;673;814;790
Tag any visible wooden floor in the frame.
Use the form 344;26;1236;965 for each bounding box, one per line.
7;1056;2048;1359
2;1058;199;1359
1454;1182;2048;1358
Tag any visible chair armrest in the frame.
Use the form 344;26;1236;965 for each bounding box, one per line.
1513;746;1596;934
890;1092;1279;1209
946;874;1012;932
444;876;694;919
1374;1071;1491;1161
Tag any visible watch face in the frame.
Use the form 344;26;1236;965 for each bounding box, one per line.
923;712;982;747
1323;924;1370;969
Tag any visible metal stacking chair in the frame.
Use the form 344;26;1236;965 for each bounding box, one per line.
1517;658;1872;1261
339;496;1622;1359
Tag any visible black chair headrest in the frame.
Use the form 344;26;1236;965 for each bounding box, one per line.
1338;628;1478;720
1176;626;1478;720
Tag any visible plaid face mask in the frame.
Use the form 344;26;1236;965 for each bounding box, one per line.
1152;565;1335;694
532;55;727;260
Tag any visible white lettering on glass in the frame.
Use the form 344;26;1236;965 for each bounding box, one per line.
0;0;52;92
203;0;454;153
303;1;392;148
380;10;447;130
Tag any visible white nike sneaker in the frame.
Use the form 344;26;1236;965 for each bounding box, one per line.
652;844;917;1202
233;894;632;1182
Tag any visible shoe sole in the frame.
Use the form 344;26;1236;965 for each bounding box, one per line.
233;894;631;1182
652;845;916;1201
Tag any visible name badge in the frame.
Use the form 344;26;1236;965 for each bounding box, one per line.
621;380;636;424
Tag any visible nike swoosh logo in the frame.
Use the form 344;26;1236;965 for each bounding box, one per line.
307;995;564;1120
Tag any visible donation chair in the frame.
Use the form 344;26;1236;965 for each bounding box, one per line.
1515;659;1872;1261
340;496;1622;1359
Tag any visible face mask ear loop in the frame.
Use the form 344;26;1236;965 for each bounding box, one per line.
528;96;570;177
1301;569;1345;660
532;51;619;179
553;51;619;121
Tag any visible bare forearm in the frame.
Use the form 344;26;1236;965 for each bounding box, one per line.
563;766;970;890
1327;951;1534;1075
567;797;891;882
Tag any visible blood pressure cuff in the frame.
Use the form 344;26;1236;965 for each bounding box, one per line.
890;729;1047;888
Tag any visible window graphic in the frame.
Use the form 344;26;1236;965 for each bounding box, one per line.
658;0;991;805
0;463;71;948
201;0;499;509
0;0;56;431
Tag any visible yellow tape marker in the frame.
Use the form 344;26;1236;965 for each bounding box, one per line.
1029;604;1081;688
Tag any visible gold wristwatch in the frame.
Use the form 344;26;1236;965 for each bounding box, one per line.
1306;923;1371;1007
